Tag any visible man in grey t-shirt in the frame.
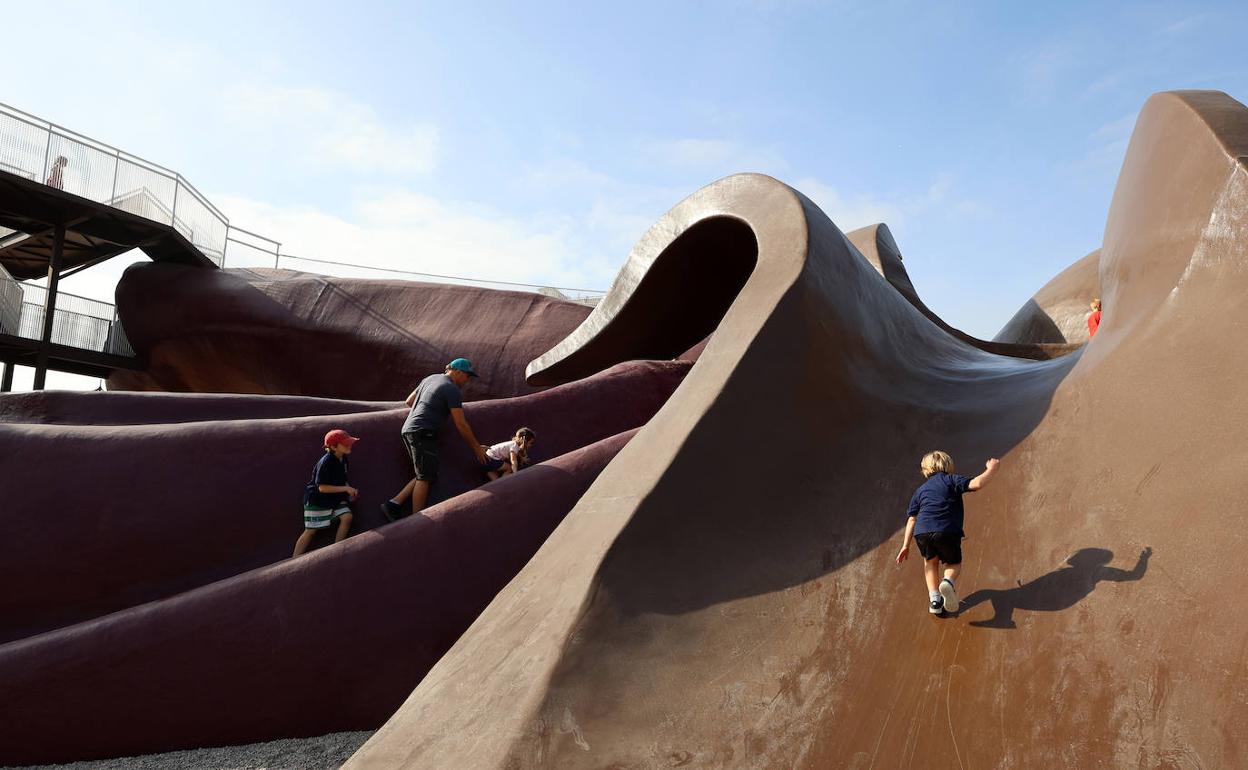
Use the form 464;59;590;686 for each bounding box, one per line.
381;358;488;520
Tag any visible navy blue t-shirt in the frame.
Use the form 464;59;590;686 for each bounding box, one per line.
401;373;464;434
304;452;349;508
906;472;974;536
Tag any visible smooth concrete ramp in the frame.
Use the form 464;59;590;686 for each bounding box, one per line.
347;91;1248;768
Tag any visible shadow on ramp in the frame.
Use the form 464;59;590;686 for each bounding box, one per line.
962;546;1152;629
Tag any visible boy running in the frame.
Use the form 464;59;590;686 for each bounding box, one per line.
293;429;359;557
895;451;1000;614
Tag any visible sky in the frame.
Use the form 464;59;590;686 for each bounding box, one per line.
2;0;1246;390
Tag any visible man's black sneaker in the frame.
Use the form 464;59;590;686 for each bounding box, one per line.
929;598;945;615
380;500;403;522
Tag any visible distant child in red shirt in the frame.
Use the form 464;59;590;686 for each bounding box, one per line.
1087;298;1102;337
896;451;1000;615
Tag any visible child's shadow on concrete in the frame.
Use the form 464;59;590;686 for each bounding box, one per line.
960;546;1152;629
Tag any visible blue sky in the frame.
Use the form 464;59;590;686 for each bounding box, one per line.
3;0;1246;389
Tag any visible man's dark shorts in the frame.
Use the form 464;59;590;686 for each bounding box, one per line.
913;532;963;565
402;429;439;482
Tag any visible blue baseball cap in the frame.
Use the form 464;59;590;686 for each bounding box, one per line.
447;358;479;378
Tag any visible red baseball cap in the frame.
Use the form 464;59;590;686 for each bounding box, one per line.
324;429;361;448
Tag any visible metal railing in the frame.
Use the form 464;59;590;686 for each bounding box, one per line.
0;101;228;266
0;274;133;357
0;102;605;317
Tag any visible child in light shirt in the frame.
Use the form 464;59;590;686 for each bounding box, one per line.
483;427;535;481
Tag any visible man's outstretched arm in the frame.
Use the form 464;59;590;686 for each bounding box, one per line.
451;408;487;464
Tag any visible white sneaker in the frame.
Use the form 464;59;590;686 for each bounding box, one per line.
929;598;944;614
939;578;959;613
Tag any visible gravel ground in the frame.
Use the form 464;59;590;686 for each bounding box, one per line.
3;730;375;770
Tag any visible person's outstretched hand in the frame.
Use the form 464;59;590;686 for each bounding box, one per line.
985;458;1001;472
896;545;909;564
473;444;487;464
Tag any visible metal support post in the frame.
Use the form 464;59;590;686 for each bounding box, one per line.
32;223;65;390
1;362;13;392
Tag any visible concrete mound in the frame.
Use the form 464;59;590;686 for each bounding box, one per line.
347;91;1248;769
847;222;1080;359
107;265;593;400
0;430;638;766
994;248;1102;344
0;360;686;646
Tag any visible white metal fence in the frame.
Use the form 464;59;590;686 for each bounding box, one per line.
0;273;133;357
0;102;228;266
0;102;604;364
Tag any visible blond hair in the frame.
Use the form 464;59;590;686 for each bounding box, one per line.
1090;297;1102;311
920;450;955;477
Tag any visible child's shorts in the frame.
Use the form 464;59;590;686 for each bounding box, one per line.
913;532;963;565
483;457;506;472
303;503;351;530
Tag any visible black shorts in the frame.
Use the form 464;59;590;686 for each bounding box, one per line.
402;429;439;482
913;532;962;565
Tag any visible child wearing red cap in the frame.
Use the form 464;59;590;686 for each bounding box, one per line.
293;429;360;557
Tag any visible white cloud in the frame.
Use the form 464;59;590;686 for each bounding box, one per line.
793;177;905;230
520;158;615;192
215;189;614;292
791;172;987;233
220;83;438;175
1060;111;1138;176
1013;43;1075;105
1083;72;1123;98
1159;13;1209;36
641;138;786;173
1091;112;1138;141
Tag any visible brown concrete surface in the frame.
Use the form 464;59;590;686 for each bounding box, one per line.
348;91;1248;769
106;266;593;399
0;430;639;766
0;360;686;645
0;389;393;425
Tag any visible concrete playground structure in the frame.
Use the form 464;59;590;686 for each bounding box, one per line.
1;90;1246;768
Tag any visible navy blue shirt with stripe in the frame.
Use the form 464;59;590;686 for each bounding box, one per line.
906;472;974;536
304;452;349;508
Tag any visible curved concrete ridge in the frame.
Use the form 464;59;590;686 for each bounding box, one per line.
352;173;1079;767
994;247;1102;344
0;359;688;644
525;196;1073;387
349;91;1248;768
846;222;1081;358
0;429;639;767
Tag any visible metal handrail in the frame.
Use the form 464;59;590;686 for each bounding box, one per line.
1;102;180;176
0;100;231;266
1;102;605;307
225;224;280;247
0;274;133;357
